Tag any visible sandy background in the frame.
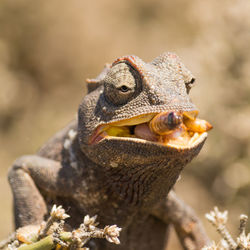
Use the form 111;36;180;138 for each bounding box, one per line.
0;0;250;248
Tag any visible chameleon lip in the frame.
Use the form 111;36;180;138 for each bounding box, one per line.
89;111;212;149
104;132;208;150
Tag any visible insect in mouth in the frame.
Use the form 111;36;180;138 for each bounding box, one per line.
149;112;183;135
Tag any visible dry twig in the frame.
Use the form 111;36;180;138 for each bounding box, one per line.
203;207;250;250
0;205;121;250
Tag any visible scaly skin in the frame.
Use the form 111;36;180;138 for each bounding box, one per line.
8;52;210;249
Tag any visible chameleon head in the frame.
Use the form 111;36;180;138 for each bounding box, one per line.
78;53;212;185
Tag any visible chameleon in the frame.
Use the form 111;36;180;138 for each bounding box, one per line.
8;52;212;250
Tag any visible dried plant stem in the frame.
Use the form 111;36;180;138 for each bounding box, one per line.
38;218;54;240
204;207;249;250
216;226;237;250
239;215;248;236
39;205;70;240
0;205;122;250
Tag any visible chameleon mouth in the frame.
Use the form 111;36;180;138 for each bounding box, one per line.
89;111;212;149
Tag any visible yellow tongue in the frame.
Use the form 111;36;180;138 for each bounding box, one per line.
105;126;131;137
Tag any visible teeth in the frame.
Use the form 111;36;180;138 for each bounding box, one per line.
105;126;131;137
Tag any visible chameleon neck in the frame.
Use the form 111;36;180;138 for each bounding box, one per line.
104;159;183;208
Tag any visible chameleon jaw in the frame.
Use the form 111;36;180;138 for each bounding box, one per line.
89;111;212;150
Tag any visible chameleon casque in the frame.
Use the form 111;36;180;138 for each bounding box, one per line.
8;52;212;249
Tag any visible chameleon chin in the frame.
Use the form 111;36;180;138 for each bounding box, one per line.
9;52;212;250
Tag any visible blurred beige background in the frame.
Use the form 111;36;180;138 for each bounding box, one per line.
0;0;250;248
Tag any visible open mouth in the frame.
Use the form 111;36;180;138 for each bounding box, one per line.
89;111;212;149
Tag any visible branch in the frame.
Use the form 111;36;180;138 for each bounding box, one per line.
203;207;249;250
0;205;122;250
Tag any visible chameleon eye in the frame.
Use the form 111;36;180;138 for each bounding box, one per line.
118;85;130;93
103;63;139;105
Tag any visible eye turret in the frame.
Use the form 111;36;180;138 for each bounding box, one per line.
103;63;140;105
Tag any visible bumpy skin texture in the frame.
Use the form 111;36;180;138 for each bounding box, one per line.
8;52;210;250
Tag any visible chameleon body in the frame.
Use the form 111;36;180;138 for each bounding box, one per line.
8;52;211;249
